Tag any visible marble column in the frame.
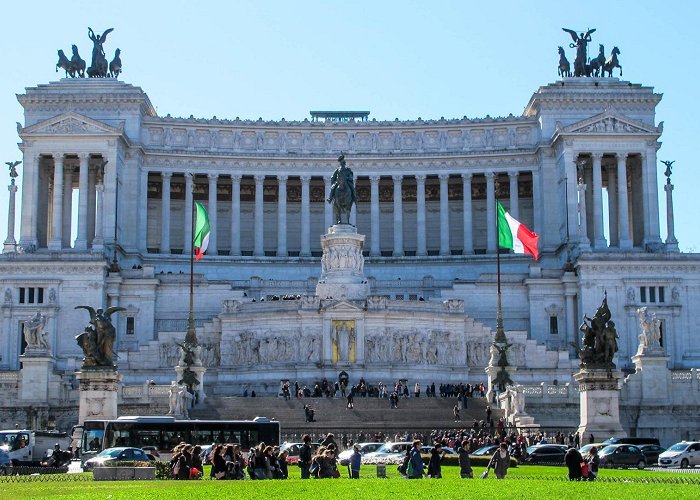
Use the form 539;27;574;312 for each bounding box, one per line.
563;151;579;246
277;175;287;256
230;174;241;256
617;154;632;249
3;181;18;253
207;173;218;255
392;175;403;256
138;169;148;253
160;172;172;254
665;181;679;252
74;153;90;250
485;172;496;253
577;182;590;250
87;167;96;248
563;275;577;348
93;183;105;251
62;165;73;248
184;173;193;255
439;173;450;256
19;154;39;249
642;149;662;247
532;168;544;243
369;175;381;256
324;175;332;230
607;167;619;248
254;174;265;256
591;153;607;249
461;173;473;255
48;154;64;251
300;175;311;257
508;172;519;220
416;174;427;256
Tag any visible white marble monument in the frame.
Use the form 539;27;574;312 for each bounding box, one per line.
75;369;122;424
316;224;370;301
575;368;625;439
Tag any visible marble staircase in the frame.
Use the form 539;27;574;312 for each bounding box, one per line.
189;394;504;434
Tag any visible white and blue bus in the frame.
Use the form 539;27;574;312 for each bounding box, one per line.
75;416;280;463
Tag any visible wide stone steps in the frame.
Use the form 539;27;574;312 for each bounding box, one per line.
189;395;503;434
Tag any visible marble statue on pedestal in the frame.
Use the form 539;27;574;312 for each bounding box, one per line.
23;312;49;350
636;307;662;353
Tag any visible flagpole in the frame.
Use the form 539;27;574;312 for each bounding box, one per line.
494;192;506;344
185;192;197;347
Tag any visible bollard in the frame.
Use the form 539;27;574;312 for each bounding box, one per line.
376;463;386;478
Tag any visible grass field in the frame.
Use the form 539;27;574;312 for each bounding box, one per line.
2;464;698;499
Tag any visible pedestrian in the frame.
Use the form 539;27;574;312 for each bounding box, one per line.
427;443;444;478
586;446;600;481
487;442;510;479
299;434;313;479
486;405;492;422
453;404;461;421
414;382;420;398
349;444;362;479
565;445;584;481
408;440;424;479
346;392;354;409
458;440;473;478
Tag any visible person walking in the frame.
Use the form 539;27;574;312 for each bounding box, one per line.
346;391;354;409
458;439;473;478
453;404;461;421
408;440;425;479
487;442;510;479
427;443;444;478
349;444;362;479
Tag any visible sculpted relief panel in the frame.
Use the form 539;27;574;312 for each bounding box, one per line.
364;328;465;366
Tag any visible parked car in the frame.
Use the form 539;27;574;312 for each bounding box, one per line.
0;449;10;475
523;444;568;464
363;442;413;462
602;437;660;447
578;443;606;457
658;441;700;468
420;445;455;455
471;445;498;456
279;442;320;464
638;444;666;465
83;447;152;471
337;442;384;463
598;444;646;469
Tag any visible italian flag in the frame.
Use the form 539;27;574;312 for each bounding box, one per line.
497;201;539;260
193;202;210;261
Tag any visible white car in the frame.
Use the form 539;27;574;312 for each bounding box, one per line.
337;442;384;463
658;441;700;468
363;442;413;463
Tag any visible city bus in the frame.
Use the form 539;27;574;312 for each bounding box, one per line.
75;416;280;464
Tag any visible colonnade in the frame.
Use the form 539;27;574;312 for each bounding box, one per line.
147;169;539;258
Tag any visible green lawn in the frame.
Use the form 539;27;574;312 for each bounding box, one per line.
1;464;698;499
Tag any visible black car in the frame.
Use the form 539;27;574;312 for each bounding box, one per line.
599;444;647;469
638;444;665;465
523;445;568;464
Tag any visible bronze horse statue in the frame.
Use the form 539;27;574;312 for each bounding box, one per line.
70;45;86;78
604;46;622;77
557;46;571;78
589;44;606;77
108;48;122;78
56;50;71;77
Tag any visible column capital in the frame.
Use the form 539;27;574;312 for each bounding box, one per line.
277;174;288;183
300;174;311;184
485;171;495;180
391;174;403;183
415;174;426;183
52;152;65;162
230;174;241;183
254;174;266;183
591;152;603;162
95;183;105;193
207;173;219;181
461;172;473;182
369;174;381;184
77;152;90;161
438;173;449;182
162;171;173;180
508;171;519;179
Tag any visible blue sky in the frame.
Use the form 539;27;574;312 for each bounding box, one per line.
0;0;698;250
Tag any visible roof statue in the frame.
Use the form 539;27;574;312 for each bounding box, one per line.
55;27;121;79
559;28;621;78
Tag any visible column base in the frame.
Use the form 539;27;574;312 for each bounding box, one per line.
3;241;17;253
74;239;88;251
618;239;633;250
593;238;608;250
665;239;679;253
48;240;62;252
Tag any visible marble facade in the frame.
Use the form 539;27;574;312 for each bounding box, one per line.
1;75;699;434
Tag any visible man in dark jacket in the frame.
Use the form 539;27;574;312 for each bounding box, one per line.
299;435;313;479
408;440;424;479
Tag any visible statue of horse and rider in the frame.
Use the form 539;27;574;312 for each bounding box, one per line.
327;153;356;225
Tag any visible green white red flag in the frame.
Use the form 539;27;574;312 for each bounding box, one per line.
497;201;539;260
193;202;210;261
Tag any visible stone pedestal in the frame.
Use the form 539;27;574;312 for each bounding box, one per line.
574;368;625;439
630;351;670;405
76;368;122;424
20;352;54;403
316;224;370;300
